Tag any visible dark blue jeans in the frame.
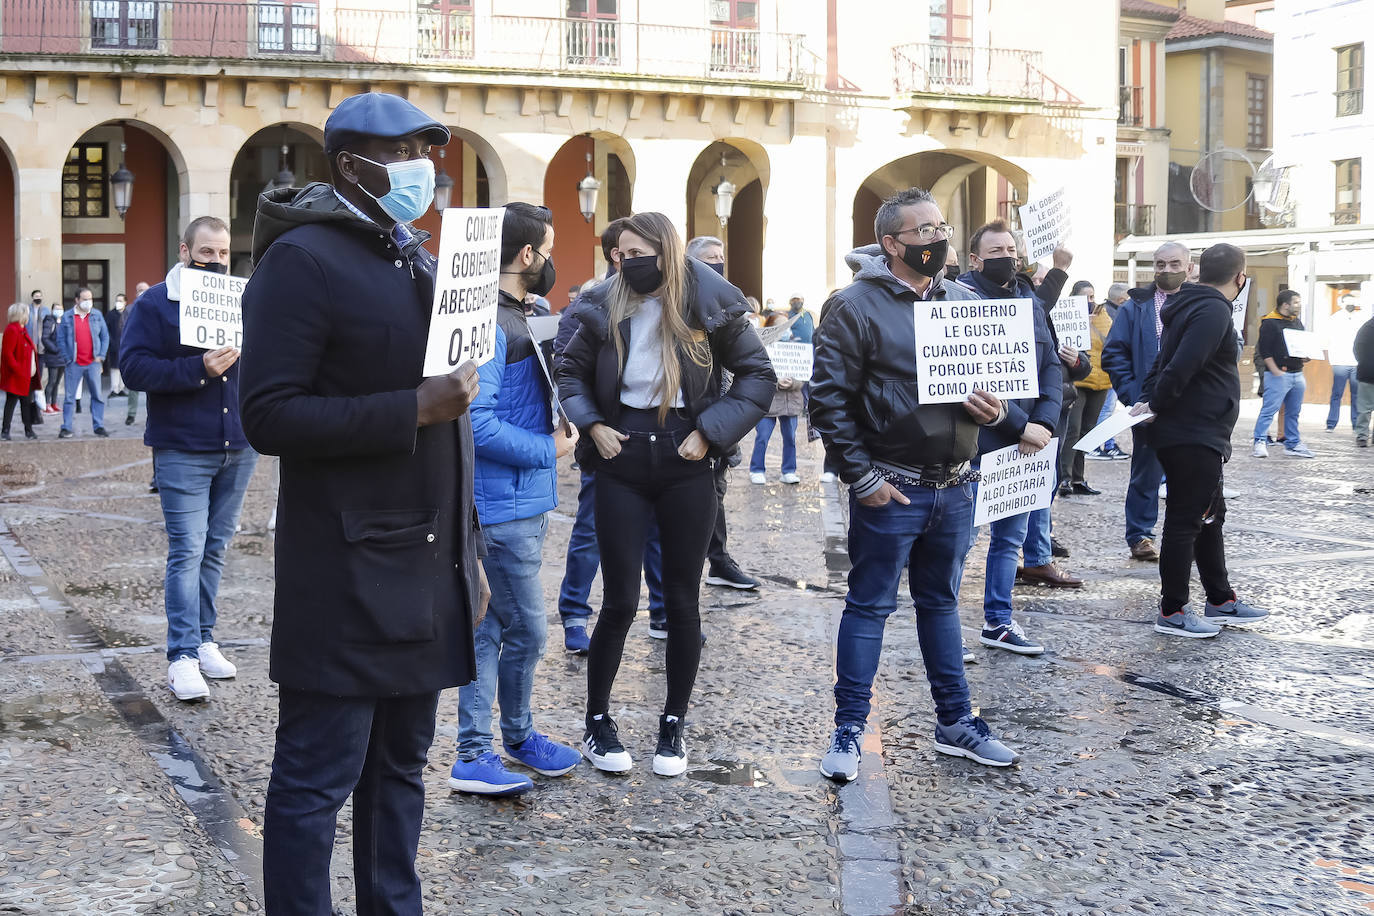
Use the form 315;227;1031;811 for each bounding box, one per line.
1124;428;1163;547
558;469;664;629
1329;365;1357;429
264;688;440;916
750;415;798;474
834;481;975;728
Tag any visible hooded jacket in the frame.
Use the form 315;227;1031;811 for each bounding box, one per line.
238;182;480;697
557;259;775;465
1141;282;1241;459
810;246;987;499
1101;283;1167;406
958;266;1090;395
1356;316;1374;384
1256;310;1307;373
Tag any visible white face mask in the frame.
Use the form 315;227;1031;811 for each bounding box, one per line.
52;308;63;320
77;299;92;313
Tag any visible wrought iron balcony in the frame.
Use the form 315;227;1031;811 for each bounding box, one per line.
892;41;1076;103
1336;88;1364;117
1333;205;1362;225
1114;203;1155;239
1118;85;1144;127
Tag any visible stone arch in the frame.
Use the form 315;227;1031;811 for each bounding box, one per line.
543;132;637;309
0;137;18;302
228;122;328;273
686;139;770;301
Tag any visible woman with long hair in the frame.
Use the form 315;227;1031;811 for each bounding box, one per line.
558;211;775;777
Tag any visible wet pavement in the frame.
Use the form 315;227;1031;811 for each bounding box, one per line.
0;399;1371;914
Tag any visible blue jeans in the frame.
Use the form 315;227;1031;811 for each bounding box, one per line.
982;510;1032;627
1253;370;1305;445
1124;428;1163;547
1022;501;1053;568
750;415;798;474
458;514;549;759
834;481;974;728
1098;390;1118;450
62;361;105;432
557;469;663;629
1328;365;1357;429
154;448;258;661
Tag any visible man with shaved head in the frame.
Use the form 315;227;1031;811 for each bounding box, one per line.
1101;241;1190;562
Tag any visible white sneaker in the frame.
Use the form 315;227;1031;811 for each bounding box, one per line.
1158;483;1168;498
780;472;801;485
749;472;766;485
1251;440;1268;458
197;642;237;679
1222;487;1239;500
168;656;210;700
819;472;836;483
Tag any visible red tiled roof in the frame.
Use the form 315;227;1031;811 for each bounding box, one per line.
1166;13;1273;42
1121;0;1182;22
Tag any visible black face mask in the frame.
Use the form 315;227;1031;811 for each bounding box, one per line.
620;255;663;295
190;260;228;275
901;237;949;278
979;256;1018;286
706;261;726;276
31;298;41;306
527;252;556;298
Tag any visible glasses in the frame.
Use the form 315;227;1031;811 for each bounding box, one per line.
893;223;954;243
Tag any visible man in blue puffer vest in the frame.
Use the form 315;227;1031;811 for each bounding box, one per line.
449;202;582;797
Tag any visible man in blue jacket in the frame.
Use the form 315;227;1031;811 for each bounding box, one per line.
56;287;109;438
1102;241;1189;561
120;216;257;701
449;202;582;796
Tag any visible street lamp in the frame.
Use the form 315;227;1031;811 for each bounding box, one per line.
712;153;735;228
434;147;454;212
109;139;134;220
272;143;295;190
576;151;600;223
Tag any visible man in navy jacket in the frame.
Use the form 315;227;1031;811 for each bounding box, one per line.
120;216;257;702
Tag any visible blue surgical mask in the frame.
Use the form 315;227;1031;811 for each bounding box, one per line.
352;154;435;224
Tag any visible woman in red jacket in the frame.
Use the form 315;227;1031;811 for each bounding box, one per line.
1;302;39;440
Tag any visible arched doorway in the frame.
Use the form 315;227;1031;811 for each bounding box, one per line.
411;128;503;244
543;133;635;311
60;122;185;312
686;140;768;301
852;151;1030;271
0;141;16;302
229;124;327;274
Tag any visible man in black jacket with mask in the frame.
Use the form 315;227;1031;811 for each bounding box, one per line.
1133;243;1269;638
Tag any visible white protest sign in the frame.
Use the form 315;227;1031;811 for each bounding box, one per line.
913;298;1038;404
1231;278;1251;338
974;439;1060;525
766;340;813;382
178;269;244;351
1018;188;1071;264
527;314;560;344
1074;409;1153;453
423;207;505;376
1283;328;1325;361
1050;295;1091;352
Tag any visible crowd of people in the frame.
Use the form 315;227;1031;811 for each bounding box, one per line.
8;91;1373;914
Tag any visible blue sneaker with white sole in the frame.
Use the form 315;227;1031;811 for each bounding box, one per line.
503;731;582;777
933;715;1019;767
448;752;533;795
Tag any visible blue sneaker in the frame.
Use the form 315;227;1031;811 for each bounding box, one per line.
503;731;581;777
448;752;533;795
933;715;1019;767
564;626;590;655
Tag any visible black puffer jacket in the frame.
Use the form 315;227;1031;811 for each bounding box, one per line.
1356;317;1374;384
557;259;775;465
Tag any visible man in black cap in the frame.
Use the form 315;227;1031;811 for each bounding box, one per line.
240;91;487;914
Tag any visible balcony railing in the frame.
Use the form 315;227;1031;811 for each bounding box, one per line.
1333;205;1362;225
1118;84;1143;126
1114;203;1155;238
893;41;1044;100
0;1;815;85
1336;87;1364;117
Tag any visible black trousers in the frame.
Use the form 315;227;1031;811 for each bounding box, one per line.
2;392;35;433
588;408;715;720
706;458;730;567
263;687;441;916
1058;386;1110;483
1155;444;1232;614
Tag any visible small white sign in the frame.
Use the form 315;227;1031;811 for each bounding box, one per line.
913;298;1038;404
179;269;244;351
1074;409;1153;453
423;207;505;376
975;439;1060;526
1283;328;1325;361
527;314;561;344
1231;278;1251;338
1050;295;1091;352
766;340;813;382
1018;188;1071;264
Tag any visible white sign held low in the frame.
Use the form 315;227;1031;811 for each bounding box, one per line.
1231;278;1251;338
913;298;1038;404
766;340;813;382
424;207;505;376
1018;188;1071;264
1283;328;1325;361
1050;295;1091;352
975;439;1060;526
179;269;244;351
1074;409;1153;453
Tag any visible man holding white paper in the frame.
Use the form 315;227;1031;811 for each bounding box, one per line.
1251;290;1314;458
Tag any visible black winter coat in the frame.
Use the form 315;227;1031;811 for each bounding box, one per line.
239;183;480;698
1142;282;1241;460
39;315;64;369
1356;317;1374;383
557;259;774;465
105;307;123;370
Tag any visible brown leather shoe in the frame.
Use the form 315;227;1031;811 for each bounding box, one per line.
1130;538;1160;561
1018;563;1084;588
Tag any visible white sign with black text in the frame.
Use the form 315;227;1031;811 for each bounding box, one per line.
178;268;245;351
423;207;505;376
766;340;813;382
913;298;1038;404
1018;188;1071;264
974;439;1061;526
1283;328;1326;361
1050;295;1091;352
1231;278;1251;338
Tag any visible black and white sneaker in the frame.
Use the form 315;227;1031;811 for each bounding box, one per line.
979;620;1045;656
582;714;633;773
704;558;760;590
652;715;688;777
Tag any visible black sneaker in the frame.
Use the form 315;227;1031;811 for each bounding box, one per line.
582;714;632;773
58;428;73;439
93;427;109;438
705;558;760;590
979;620;1045;656
648;619;705;645
652;715;687;777
1051;537;1070;558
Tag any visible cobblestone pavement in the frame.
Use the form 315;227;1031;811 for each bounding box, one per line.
0;398;1371;914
